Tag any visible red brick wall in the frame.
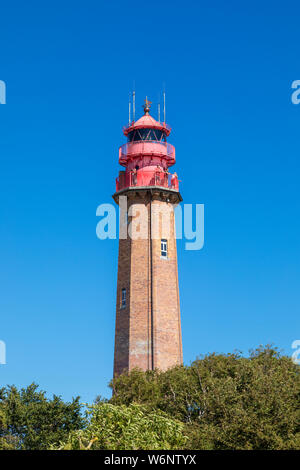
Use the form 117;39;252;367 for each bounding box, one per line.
113;189;182;376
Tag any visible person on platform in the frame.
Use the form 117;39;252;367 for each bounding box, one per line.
171;172;178;189
131;167;138;186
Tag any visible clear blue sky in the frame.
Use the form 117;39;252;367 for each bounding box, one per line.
1;0;299;402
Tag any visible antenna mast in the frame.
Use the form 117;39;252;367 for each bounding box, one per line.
128;92;131;124
133;87;136;122
163;89;166;123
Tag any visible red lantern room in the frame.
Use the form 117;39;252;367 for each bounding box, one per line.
116;97;179;193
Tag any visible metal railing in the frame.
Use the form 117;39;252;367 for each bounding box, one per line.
116;169;179;192
119;141;175;165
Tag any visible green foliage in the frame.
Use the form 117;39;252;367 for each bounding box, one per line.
1;346;299;450
54;403;187;450
0;383;83;450
110;346;300;450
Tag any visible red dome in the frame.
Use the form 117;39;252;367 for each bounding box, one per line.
123;113;171;136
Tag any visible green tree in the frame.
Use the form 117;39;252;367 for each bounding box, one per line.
0;383;83;450
1;345;299;450
110;346;300;450
55;402;187;450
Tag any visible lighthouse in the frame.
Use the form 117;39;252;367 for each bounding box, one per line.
113;97;183;376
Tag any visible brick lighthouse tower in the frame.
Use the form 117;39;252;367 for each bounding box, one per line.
113;97;182;376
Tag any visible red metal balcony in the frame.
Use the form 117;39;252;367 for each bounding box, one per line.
119;141;175;166
116;169;179;192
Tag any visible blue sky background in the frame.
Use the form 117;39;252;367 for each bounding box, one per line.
0;0;299;402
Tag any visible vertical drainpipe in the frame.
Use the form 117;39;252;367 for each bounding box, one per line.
149;191;154;370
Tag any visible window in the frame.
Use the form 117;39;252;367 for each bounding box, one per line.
127;129;167;143
161;239;168;257
121;288;126;308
